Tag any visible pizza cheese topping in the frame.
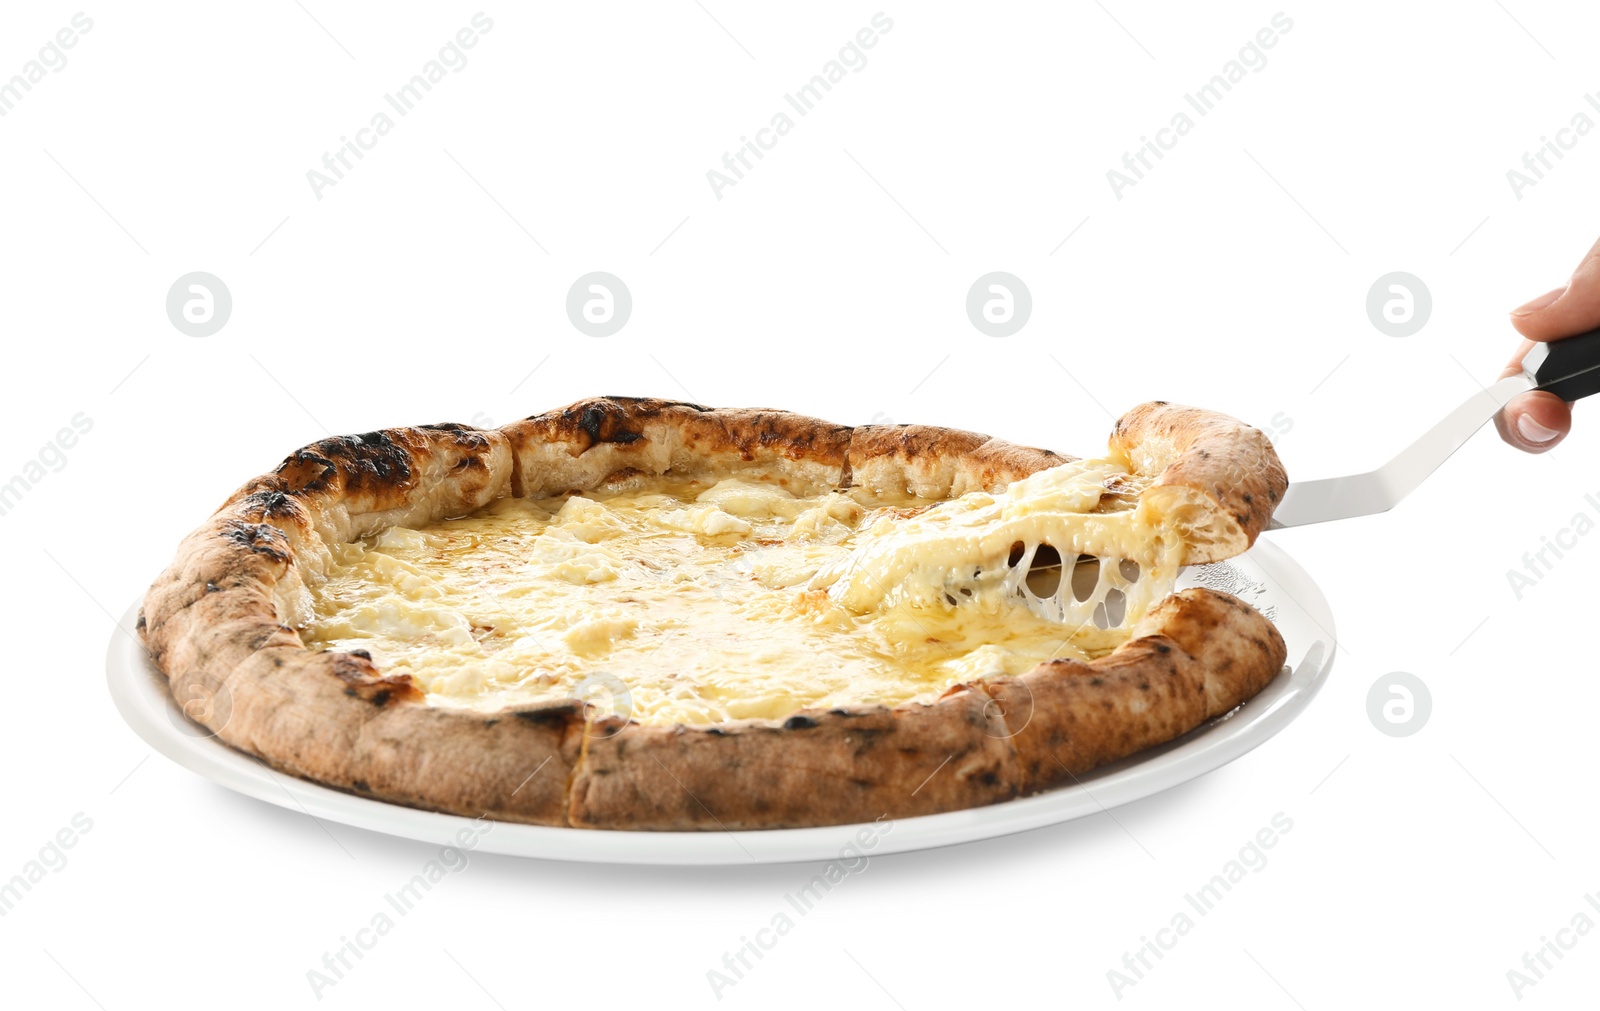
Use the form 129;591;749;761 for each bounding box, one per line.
140;397;1291;829
299;458;1182;725
809;457;1181;628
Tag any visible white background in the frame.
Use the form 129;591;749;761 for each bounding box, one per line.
2;1;1598;1007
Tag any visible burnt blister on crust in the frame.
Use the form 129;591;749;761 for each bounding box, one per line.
512;397;856;478
418;422;498;448
315;431;417;495
256;428;435;504
268;452;339;495
550;399;659;452
511;702;582;728
238;489;301;520
246;422;507;518
327;652;423;705
218;520;292;564
577;404;645;445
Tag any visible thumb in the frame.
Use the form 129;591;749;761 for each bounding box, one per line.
1511;234;1600;340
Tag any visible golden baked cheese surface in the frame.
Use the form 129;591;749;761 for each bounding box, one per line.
300;461;1175;724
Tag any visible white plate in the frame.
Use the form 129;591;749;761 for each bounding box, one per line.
107;539;1334;865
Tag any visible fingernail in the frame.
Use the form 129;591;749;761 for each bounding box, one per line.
1512;286;1566;316
1516;413;1560;444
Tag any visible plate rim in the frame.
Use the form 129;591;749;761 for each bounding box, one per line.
108;539;1335;865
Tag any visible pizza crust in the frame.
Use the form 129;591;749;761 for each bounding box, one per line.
1109;400;1287;564
139;396;1289;830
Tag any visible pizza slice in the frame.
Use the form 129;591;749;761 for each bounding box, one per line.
139;397;1287;830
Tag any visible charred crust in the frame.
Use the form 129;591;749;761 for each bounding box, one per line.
239;490;300;521
247;628;279;651
327;652;422;704
316;431;415;495
595;395;712;413
218;520;291;563
275;451;339;494
572;403;647;450
513;705;576;727
600;466;649;485
419;422;491;442
142;397;1285;830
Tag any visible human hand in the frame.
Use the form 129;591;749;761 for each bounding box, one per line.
1496;235;1600;453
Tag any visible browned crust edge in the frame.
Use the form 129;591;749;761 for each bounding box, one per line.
138;396;1289;830
1109;400;1288;564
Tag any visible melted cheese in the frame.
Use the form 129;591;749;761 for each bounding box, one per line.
810;459;1181;629
300;460;1180;725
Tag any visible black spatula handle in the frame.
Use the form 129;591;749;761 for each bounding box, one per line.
1526;327;1600;402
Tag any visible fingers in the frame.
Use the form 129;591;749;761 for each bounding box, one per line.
1495;340;1571;453
1496;235;1600;453
1510;233;1600;341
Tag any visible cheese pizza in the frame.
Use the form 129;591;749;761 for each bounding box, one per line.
139;397;1288;829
